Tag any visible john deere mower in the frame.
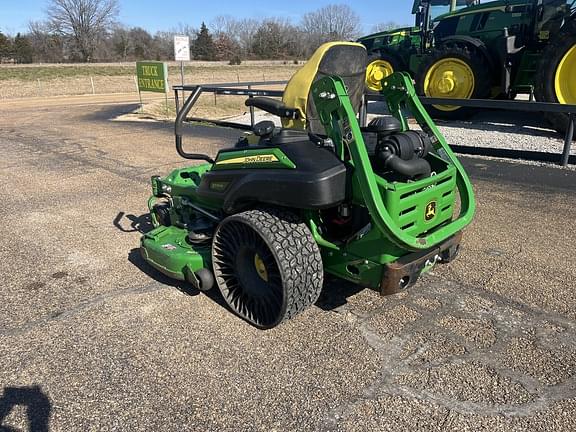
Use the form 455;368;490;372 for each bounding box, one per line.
140;42;475;328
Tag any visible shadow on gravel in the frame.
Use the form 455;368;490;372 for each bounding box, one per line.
113;211;154;234
83;103;142;122
85;103;241;141
315;277;365;312
0;386;51;432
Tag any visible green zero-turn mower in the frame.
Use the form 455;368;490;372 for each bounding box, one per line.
140;42;476;329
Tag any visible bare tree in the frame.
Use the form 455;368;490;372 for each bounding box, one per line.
153;31;175;60
235;18;260;56
28;20;65;62
110;25;131;60
46;0;119;62
171;23;197;40
211;15;240;38
301;4;361;51
371;22;404;33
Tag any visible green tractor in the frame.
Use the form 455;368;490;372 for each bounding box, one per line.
139;42;475;328
359;0;576;136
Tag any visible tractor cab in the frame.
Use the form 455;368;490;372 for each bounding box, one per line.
412;0;477;25
412;0;488;50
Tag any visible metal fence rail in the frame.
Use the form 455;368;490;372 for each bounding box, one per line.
173;80;576;166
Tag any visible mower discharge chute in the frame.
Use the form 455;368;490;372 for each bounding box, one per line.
140;42;475;329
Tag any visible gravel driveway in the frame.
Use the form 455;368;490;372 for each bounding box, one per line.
0;94;575;431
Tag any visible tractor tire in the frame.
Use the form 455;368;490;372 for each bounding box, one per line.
534;21;576;140
365;52;405;93
416;44;491;120
212;207;323;329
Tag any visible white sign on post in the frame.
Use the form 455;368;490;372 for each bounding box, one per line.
174;35;190;101
174;36;190;61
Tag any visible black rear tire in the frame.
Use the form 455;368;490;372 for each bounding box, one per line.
212;208;323;329
416;44;491;120
534;21;576;140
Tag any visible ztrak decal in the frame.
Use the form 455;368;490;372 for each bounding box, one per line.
215;154;279;165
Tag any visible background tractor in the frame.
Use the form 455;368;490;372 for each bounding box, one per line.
359;0;576;137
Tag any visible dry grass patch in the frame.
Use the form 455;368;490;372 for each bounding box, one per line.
0;63;298;99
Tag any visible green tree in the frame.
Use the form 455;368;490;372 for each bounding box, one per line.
193;22;216;60
111;26;131;60
13;33;33;63
252;20;296;59
128;27;154;59
214;33;239;61
0;32;13;62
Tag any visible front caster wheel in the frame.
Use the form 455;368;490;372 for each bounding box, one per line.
212;208;323;329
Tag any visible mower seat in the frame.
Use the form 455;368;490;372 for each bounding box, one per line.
244;42;368;135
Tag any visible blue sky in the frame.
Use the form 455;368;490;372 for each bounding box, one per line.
0;0;415;35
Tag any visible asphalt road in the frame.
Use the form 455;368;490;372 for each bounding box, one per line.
0;96;575;431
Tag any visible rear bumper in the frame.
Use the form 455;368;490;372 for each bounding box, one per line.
380;231;462;295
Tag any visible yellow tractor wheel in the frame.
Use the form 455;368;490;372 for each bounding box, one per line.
423;57;475;111
535;21;576;139
366;60;394;92
554;44;576;105
365;53;402;92
416;45;491;120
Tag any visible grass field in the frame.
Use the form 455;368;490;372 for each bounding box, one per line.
0;65;136;81
0;62;299;99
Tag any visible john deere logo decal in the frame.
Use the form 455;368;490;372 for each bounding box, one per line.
425;201;437;221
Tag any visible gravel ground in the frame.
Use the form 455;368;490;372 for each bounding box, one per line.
423;111;573;155
0;94;575;431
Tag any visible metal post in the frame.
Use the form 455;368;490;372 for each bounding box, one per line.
175;89;180;114
165;91;169;117
180;61;185;100
561;112;575;167
248;84;255;127
359;95;368;127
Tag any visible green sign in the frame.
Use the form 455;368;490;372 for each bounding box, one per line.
136;61;168;93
